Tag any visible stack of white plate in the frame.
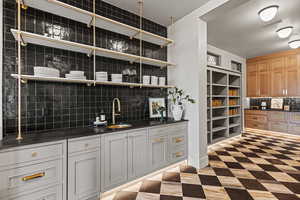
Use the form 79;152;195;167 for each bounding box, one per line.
151;76;158;85
96;71;108;82
34;67;60;78
111;74;122;83
143;75;150;85
159;77;166;86
65;71;86;80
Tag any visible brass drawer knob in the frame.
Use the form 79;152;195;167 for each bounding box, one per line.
22;172;45;181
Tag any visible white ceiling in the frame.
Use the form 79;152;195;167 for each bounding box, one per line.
206;0;300;58
103;0;210;26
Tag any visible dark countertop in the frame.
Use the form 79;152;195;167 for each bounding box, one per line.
244;108;300;112
0;119;188;151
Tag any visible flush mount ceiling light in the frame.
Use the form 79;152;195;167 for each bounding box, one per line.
288;34;300;49
277;26;293;39
258;5;279;22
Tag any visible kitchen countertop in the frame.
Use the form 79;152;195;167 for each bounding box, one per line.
0;119;188;151
244;109;300;112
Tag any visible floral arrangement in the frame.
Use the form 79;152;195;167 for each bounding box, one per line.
168;87;195;105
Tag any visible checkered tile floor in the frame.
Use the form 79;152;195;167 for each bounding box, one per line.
102;131;300;200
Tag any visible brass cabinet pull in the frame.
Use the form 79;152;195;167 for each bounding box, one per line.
175;152;183;157
31;152;38;157
22;172;45;181
174;138;183;143
153;138;163;143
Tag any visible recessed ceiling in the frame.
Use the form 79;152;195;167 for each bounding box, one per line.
206;0;300;58
103;0;210;26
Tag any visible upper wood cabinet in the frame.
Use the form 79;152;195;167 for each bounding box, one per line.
258;61;270;97
247;49;300;97
247;63;259;97
270;57;285;97
285;54;300;96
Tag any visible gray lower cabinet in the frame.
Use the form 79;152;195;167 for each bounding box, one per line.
102;132;128;191
0;141;66;200
127;129;149;180
68;135;101;200
149;133;168;170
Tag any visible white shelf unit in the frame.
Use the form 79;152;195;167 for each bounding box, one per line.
11;29;175;68
207;67;242;144
10;74;175;88
21;0;174;47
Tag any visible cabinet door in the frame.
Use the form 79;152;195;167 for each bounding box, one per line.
103;133;127;191
127;130;149;180
68;150;100;200
149;135;168;170
247;63;259;97
258;61;270;97
270;58;285;97
285;54;300;96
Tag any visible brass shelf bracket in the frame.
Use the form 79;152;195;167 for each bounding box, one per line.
21;78;27;84
87;50;93;57
16;0;28;10
87;16;94;28
20;34;27;46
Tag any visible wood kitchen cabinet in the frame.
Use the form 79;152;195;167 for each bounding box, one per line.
258;61;270;97
285;54;300;96
270;57;286;97
247;49;300;97
247;63;259;97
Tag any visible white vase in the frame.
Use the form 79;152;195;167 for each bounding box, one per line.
172;104;184;121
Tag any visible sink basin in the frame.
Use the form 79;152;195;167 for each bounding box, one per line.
107;124;132;129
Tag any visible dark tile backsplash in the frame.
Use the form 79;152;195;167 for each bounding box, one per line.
250;98;300;111
2;0;168;136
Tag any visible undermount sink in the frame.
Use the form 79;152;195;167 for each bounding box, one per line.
107;124;132;129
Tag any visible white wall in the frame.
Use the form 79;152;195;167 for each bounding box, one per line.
0;0;3;140
167;0;229;169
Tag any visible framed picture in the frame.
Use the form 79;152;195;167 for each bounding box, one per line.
149;98;166;118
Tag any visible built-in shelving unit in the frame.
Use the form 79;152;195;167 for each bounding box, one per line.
21;0;174;47
207;67;242;145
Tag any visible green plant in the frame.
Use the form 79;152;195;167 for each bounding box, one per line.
168;87;195;105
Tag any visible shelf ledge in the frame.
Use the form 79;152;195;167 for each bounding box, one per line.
11;74;175;89
11;29;175;68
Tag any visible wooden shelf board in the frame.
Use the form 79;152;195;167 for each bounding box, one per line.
11;29;175;67
212;126;227;132
229;123;240;128
212;83;227;87
212;116;227;121
11;74;175;88
212;106;227;109
23;0;174;46
229;114;241;118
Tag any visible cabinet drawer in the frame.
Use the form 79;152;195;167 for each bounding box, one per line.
245;114;267;123
268;112;287;122
170;146;186;163
169;134;186;147
245;120;268;130
9;185;62;200
288;123;300;135
0;143;63;167
269;122;288;133
68;135;100;154
0;159;63;199
150;123;187;137
289;112;300;123
245;110;267;115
